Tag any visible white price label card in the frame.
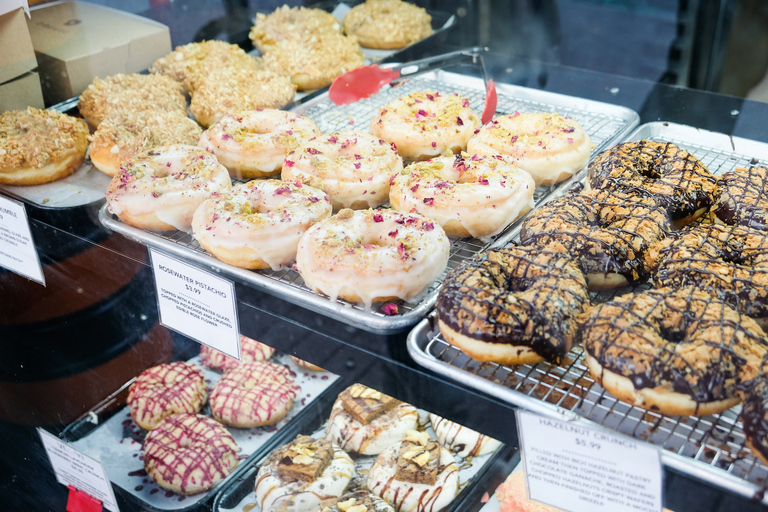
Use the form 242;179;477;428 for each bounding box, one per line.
0;195;44;285
517;410;662;512
150;248;240;359
38;429;120;512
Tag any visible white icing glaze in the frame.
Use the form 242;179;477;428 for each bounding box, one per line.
467;112;591;186
390;153;535;241
325;400;419;455
191;179;332;270
370;91;481;161
428;414;501;458
322;491;395;512
295;209;450;308
367;441;459;512
199;109;320;179
255;442;354;512
106;144;231;231
200;334;275;372
282;130;403;211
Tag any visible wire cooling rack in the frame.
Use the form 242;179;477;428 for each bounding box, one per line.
407;121;768;501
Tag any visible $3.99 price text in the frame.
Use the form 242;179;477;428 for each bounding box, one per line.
185;284;202;295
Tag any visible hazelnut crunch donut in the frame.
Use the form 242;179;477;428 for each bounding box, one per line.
712;166;768;229
581;287;768;416
436;246;589;365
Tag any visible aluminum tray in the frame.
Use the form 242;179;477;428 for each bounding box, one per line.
100;68;638;334
407;121;768;504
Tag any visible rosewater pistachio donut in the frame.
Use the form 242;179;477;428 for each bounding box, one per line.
200;335;275;372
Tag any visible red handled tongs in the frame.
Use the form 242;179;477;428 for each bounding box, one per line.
329;47;497;124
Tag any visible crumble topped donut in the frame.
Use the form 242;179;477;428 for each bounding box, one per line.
192;179;332;270
209;361;300;428
586;140;718;227
467;112;591;186
649;223;768;328
250;5;342;54
200;334;275;372
712;166;768;229
255;435;354;512
106;144;231;232
581;287;768;416
323;491;394;512
295;208;450;307
390;152;535;239
343;0;433;49
143;413;239;495
368;430;459;512
150;40;263;93
78;73;187;129
371;91;481;161
0;108;88;185
199;109;320;179
740;359;768;467
89;109;203;177
282;131;403;211
429;413;501;457
127;361;208;430
519;188;670;290
436;246;589;365
324;383;419;455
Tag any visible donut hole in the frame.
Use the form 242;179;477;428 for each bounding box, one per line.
657;323;687;344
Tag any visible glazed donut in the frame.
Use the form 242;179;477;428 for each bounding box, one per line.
586;140;718;227
649;223;768;328
190;67;296;128
150;40;263;93
712;166;768;229
322;491;395;512
192;179;332;269
290;356;325;372
78;73;187;129
0;108;88;186
199;109;320;179
89;110;203;177
282;131;403;211
436;246;589;365
250;5;342;54
106;144;231;232
200;334;275;372
324;383;419;455
371;91;481;161
127;361;208;430
295;208;450;307
209;361;300;428
343;0;433;49
519;188;670;290
467;112;591;186
255;435;354;512
428;413;501;457
143;413;239;495
390;152;535;239
581;287;768;416
368;434;459;512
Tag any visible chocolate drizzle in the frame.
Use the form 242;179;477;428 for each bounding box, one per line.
713;166;768;229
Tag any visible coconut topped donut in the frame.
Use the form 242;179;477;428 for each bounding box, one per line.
343;0;433;49
371;91;481;161
587;140;718;227
712;166;768;229
581;286;768;416
468;112;591;186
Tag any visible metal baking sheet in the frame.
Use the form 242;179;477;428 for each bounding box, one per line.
66;353;340;512
407;121;768;504
100;69;638;334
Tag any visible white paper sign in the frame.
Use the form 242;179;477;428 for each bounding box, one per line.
0;195;44;285
517;410;662;512
150;248;240;358
38;429;119;512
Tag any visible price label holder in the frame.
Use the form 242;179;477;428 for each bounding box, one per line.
516;410;662;512
149;248;240;359
0;195;44;285
38;429;119;512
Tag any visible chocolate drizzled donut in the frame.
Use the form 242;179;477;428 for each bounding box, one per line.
712;166;768;229
581;287;767;416
649;223;768;327
587;140;718;227
436;246;589;365
519;188;669;290
740;360;768;467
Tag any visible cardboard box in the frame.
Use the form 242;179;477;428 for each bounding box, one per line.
0;71;44;111
27;1;171;105
0;6;36;85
